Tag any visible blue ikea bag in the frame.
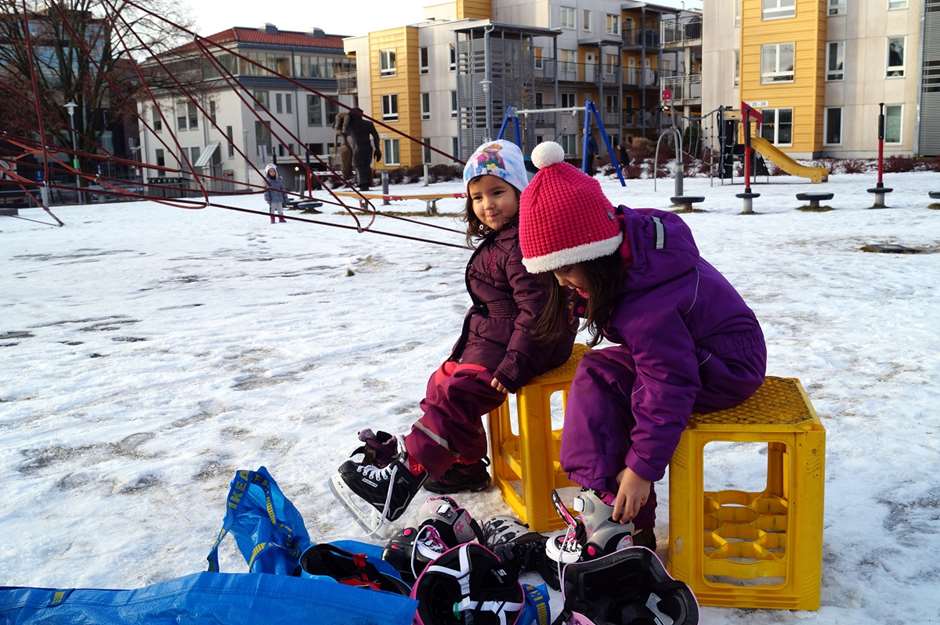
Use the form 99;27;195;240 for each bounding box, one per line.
0;571;417;625
206;466;312;574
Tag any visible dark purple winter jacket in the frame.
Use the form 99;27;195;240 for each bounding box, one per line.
570;207;766;483
449;223;576;392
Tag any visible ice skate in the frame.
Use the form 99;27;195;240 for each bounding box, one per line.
329;448;427;535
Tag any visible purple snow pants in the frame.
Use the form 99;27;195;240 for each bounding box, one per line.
560;343;766;529
404;361;506;480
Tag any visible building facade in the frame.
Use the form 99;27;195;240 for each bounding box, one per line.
344;0;702;168
137;25;354;192
703;0;935;158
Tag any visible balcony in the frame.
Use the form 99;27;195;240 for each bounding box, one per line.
335;68;357;95
661;15;703;48
622;27;659;49
536;59;658;88
661;74;702;105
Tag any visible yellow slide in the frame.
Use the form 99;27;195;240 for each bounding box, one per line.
751;136;829;183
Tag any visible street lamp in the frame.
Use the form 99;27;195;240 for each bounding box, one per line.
64;100;83;204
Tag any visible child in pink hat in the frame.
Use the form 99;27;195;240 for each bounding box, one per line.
518;141;767;548
332;140;576;531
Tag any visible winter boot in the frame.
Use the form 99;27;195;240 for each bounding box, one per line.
423;458;491;494
269;214;276;224
278;216;287;223
330;451;427;533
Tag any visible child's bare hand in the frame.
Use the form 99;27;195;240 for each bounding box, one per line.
612;467;651;523
490;377;508;394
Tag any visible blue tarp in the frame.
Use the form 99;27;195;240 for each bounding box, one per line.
0;572;417;624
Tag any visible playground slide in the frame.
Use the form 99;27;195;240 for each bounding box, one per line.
750;136;829;183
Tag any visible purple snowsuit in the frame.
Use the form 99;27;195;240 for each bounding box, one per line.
561;207;767;528
405;223;576;479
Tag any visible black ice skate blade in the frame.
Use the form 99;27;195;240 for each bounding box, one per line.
328;473;389;536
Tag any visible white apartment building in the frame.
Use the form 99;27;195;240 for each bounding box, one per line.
137;25;353;192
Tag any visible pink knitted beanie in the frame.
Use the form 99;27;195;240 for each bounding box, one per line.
519;141;622;274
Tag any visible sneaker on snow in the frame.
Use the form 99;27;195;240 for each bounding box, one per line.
423;458;491;494
331;452;427;532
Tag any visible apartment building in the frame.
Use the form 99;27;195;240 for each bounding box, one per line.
344;0;701;168
137;25;353;191
703;0;938;158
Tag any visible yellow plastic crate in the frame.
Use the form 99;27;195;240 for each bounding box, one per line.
487;344;589;531
668;377;826;610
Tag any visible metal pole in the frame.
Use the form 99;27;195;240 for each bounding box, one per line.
66;105;83;204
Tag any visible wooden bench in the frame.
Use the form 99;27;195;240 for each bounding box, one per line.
332;191;466;216
670;195;706;213
795;192;834;211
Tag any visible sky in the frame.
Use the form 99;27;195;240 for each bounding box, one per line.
191;0;702;39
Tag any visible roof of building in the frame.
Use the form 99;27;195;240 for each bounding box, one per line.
166;25;347;56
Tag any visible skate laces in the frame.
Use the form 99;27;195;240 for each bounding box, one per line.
356;463;394;481
410;524;447;580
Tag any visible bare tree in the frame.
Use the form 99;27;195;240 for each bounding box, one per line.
0;0;192;176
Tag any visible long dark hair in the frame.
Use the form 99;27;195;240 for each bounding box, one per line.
534;252;625;347
463;179;520;247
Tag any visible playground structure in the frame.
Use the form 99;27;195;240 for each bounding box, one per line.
867;103;894;208
496;100;626;187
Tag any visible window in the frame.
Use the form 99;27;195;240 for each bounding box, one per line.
450;90;458;118
884;105;902;143
604;53;618;75
420;47;429;73
380;49;396;75
255;121;272;157
605;94;617;113
423;139;431;164
534;47;543;69
561;92;575;108
762;0;795;20
253;90;270;111
449;44;456;70
187;102;198;129
326;99;339;125
887;37;905;77
176;107;187;131
760;108;793;145
383;138;400;165
582;9;592;31
888;0;908;9
560;134;577;155
606;14;620;35
452;137;459;158
209;100;217;123
307;95;323;126
285;94;292;115
152;108;162;132
559;48;576;78
382;94;398;120
560;6;575;29
278;144;286;158
421;92;431;120
761;43;795;83
824;108;842;144
155;148;165;168
734;49;740;86
827;42;844;80
828;0;846;15
189;146;201;164
276;93;283;114
226;126;234;158
308;143;324;156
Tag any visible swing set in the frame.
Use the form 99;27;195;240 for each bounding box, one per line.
495;100;627;187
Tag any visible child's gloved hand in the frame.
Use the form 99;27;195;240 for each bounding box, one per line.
612;467;651;524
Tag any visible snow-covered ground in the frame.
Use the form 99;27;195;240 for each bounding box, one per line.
2;171;939;623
